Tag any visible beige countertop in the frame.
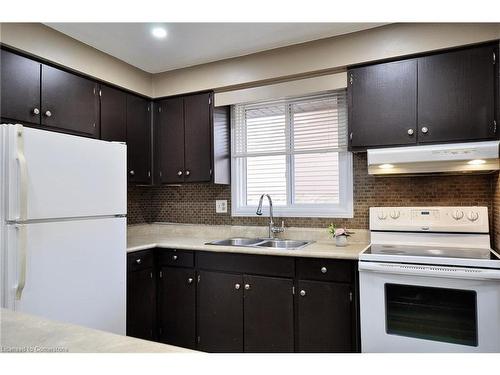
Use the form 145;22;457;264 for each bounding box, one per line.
127;223;370;260
0;309;195;353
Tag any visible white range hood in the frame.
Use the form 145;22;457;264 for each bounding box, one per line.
367;141;500;175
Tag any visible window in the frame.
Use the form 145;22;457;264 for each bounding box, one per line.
231;90;353;217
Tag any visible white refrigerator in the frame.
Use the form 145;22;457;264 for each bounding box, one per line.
0;124;127;335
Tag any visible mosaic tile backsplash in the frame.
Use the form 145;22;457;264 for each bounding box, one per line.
128;153;498;249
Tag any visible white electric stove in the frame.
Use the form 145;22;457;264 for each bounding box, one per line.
359;206;500;353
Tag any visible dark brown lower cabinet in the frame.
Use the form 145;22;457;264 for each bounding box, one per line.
126;267;156;340
158;266;196;349
197;270;244;352
243;275;294;352
297;280;353;352
127;249;358;352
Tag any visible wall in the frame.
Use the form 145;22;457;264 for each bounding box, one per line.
153;23;500;97
128;154;496;234
494;172;500;251
0;23;153;96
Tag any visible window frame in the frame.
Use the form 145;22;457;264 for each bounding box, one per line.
230;91;353;218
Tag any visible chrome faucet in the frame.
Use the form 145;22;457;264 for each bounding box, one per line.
256;194;285;239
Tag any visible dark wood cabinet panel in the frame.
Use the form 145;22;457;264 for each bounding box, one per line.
417;44;497;143
158;267;196;349
157;97;185;183
0;49;41;125
297;280;352;352
197;270;243;352
184;93;212;182
126;266;156;341
100;85;126;142
348;59;418;148
126;94;151;184
243;275;294;353
41;65;99;138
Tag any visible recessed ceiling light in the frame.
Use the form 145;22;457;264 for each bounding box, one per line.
379;164;394;169
467;159;486;165
151;27;167;39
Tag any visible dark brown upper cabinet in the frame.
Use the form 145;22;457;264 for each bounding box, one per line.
348;42;499;150
0;49;41;125
155;92;230;185
99;85;127;142
126;94;152;184
348;59;418;149
417;44;497;143
41;64;99;138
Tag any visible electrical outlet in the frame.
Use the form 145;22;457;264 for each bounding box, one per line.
215;200;228;214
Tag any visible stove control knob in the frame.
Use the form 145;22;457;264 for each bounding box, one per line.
452;210;464;220
390;210;400;219
467;211;479;222
377;211;387;220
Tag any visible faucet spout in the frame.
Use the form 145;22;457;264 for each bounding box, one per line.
256;194;282;239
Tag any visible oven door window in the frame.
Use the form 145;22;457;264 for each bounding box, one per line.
385;284;478;346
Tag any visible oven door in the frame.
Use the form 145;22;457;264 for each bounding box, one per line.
359;261;500;353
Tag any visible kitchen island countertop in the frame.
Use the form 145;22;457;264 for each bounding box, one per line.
0;309;195;353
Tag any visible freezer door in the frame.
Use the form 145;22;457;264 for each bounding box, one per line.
3;124;126;221
5;217;126;335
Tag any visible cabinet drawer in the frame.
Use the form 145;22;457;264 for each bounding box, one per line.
127;250;154;272
197;251;294;278
158;249;194;268
297;258;353;283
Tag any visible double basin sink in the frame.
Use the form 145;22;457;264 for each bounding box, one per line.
206;237;312;250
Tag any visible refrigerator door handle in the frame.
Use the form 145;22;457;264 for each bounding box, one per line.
15;224;27;300
16;126;28;221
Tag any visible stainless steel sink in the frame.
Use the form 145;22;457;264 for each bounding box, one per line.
207;238;265;246
206;237;312;250
255;239;311;250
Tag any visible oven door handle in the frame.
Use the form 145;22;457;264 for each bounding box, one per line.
359;261;500;281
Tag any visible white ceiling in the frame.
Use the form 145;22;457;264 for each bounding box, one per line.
46;23;386;74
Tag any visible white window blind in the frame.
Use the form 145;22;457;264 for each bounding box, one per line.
231;90;353;218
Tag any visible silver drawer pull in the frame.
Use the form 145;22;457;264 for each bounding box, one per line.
187;278;193;284
300;290;306;297
321;267;327;274
235;283;241;290
172;255;178;261
135;258;142;264
244;283;251;290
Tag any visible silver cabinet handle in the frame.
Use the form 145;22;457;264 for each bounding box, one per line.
129;170;135;176
177;170;183;176
185;170;190;176
135;258;142;264
421;126;429;134
235;283;241;290
172;255;178;261
407;129;414;136
244;284;251;290
44;110;52;117
300;290;306;297
32;108;40;115
187;277;193;284
321;267;327;274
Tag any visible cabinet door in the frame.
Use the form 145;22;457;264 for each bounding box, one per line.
158;267;196;349
0;50;41;125
41;64;99;138
297;280;352;352
243;275;294;353
418;44;497;143
197;270;243;352
127;95;151;184
184;93;212;182
348;59;417;149
126;268;156;341
100;85;126;142
157;97;185;183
